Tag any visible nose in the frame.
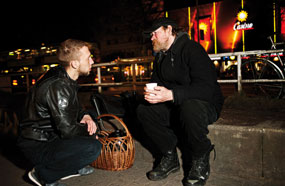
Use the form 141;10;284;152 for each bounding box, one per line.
90;57;94;65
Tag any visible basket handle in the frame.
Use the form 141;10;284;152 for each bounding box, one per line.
97;114;132;138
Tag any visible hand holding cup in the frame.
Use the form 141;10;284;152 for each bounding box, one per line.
145;83;157;96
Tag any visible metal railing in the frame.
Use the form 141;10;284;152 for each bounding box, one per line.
210;49;285;92
81;56;154;93
81;49;285;93
1;49;284;94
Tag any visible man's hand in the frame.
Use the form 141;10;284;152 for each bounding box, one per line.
80;114;98;136
144;86;173;104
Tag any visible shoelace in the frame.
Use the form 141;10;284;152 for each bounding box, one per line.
160;156;172;168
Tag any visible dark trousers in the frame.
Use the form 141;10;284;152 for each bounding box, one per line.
137;99;217;158
17;136;102;184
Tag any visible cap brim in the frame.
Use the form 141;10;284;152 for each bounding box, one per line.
143;25;160;38
145;25;160;33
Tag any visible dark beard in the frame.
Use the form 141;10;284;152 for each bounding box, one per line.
79;71;90;76
152;38;168;52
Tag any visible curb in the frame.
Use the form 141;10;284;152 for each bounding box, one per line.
134;124;285;182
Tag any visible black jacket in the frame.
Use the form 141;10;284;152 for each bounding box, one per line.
151;32;224;114
19;66;89;141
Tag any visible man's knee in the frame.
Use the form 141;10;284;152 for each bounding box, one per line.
179;99;216;125
180;99;204;117
80;138;102;162
136;104;153;122
90;139;102;161
136;104;146;117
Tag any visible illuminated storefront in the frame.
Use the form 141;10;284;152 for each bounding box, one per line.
164;0;284;53
160;0;285;79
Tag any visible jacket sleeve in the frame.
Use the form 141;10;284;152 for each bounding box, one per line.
150;54;164;85
46;81;89;138
172;42;218;105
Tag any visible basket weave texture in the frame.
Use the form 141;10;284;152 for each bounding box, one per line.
91;114;135;171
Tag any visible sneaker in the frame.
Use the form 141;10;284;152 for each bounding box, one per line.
28;168;43;186
182;145;215;186
60;166;95;180
147;149;180;181
28;168;66;186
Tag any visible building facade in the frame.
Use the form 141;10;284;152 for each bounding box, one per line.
95;0;285;61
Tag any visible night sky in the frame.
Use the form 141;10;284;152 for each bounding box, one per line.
1;0;283;52
0;1;103;52
0;0;220;52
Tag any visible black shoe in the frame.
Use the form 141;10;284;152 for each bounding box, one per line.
60;166;95;180
147;149;180;181
182;145;215;186
28;168;66;186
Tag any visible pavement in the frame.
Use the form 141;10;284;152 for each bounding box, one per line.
0;144;279;186
1;130;285;186
1;101;285;186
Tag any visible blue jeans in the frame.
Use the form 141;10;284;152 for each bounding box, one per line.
18;136;102;183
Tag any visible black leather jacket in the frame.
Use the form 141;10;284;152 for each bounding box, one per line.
19;66;89;141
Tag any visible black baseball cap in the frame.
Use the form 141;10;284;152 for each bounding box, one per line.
143;17;178;37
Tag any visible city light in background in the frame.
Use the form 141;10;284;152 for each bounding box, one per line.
0;0;284;93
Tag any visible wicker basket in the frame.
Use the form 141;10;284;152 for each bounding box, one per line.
91;114;135;171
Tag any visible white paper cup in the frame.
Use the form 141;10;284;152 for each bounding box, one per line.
146;83;157;90
146;83;157;96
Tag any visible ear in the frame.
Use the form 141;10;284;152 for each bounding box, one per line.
167;25;173;35
70;60;80;69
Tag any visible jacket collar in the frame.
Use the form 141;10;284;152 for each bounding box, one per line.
156;32;189;66
169;32;189;55
157;32;189;56
36;66;78;87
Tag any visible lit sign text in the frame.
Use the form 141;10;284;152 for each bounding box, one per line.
233;21;254;31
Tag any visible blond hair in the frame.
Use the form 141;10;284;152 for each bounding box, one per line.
57;39;91;67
